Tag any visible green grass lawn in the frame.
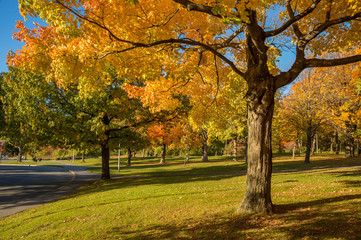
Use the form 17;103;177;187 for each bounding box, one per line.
1;154;361;239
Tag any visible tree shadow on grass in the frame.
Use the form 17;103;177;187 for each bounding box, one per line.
273;194;361;240
105;194;361;240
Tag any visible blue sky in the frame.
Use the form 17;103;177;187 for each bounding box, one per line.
0;0;45;73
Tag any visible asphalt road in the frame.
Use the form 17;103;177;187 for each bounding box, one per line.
0;164;99;218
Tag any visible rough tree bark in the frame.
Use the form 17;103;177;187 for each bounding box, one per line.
238;77;276;213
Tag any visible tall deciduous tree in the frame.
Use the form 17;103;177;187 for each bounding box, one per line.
282;69;328;164
15;0;361;213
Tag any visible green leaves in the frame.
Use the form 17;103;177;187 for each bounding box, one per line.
211;4;222;15
125;0;139;5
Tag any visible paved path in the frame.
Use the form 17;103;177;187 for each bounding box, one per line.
0;164;99;218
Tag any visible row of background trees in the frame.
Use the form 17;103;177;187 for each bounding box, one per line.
2;60;361;170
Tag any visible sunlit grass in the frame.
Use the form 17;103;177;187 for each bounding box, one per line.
1;154;361;239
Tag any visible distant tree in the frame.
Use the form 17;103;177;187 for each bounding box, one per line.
282;70;328;164
118;128;150;167
1;66;167;179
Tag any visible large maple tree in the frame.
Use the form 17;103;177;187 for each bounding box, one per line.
13;0;361;213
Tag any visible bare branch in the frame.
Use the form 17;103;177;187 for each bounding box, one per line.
285;0;303;38
265;0;321;37
215;27;244;49
299;12;361;48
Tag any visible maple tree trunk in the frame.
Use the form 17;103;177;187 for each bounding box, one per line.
127;148;132;166
311;135;316;155
101;143;110;180
17;147;22;162
233;137;238;161
201;128;209;162
238;87;275;214
345;121;356;157
330;136;334;153
160;138;166;164
244;138;248;164
278;140;282;153
335;130;339;155
305;130;313;164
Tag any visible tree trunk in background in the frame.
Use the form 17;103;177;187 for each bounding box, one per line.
101;143;110;180
357;140;360;156
238;85;275;214
185;148;189;165
305;129;314;164
292;144;295;159
316;133;319;154
127;148;132;166
233;136;238;161
101;115;111;180
345;121;356;157
278;140;282;153
81;152;85;163
17;147;22;162
142;149;145;157
335;130;339;155
330;136;334;153
297;132;302;156
160;137;166;164
200;128;209;162
311;136;316;155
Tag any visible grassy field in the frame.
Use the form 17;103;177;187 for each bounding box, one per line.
1;154;361;239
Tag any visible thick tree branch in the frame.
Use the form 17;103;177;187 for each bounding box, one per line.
98;38;246;78
265;0;321;37
306;55;361;68
171;0;222;18
300;12;361;48
285;0;303;38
